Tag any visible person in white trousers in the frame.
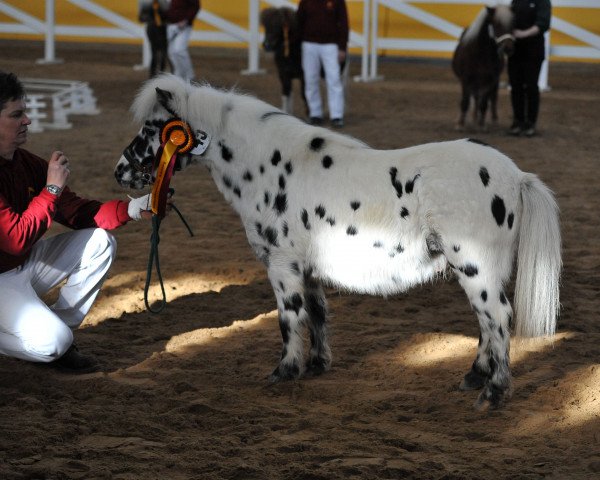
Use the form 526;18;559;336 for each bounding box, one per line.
166;0;201;81
297;0;349;128
0;71;152;373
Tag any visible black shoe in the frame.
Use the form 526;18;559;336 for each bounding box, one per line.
51;344;100;373
331;118;344;128
507;122;522;136
522;124;537;137
309;116;323;125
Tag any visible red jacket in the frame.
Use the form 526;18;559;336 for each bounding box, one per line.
0;148;130;273
166;0;200;25
297;0;349;52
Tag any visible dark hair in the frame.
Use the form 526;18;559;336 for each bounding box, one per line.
0;71;25;112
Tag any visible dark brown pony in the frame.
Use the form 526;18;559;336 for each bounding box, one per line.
260;6;307;115
452;6;514;131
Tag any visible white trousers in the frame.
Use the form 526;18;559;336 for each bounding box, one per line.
0;228;116;363
167;24;195;81
301;42;344;120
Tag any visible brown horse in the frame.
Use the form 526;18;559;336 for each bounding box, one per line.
452;6;514;131
260;6;306;115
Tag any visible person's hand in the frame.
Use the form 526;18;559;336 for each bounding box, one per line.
127;193;153;220
46;151;70;189
338;49;347;64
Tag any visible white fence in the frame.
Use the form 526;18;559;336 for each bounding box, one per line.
0;0;599;81
22;78;99;132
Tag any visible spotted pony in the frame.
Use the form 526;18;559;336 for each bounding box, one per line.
115;74;561;409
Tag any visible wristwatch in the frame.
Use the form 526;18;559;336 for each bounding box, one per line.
45;184;63;196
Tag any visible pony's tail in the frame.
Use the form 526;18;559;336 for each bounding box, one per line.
513;173;562;338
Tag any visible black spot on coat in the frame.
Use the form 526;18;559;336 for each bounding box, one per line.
405;174;420;194
507;213;514;229
274;193;287;214
264;227;279;246
462;264;479;277
220;142;233;162
271;150;282;166
326;217;336;226
243;170;253;182
479;167;490;187
322;156;333;168
285;161;293;175
491;195;506;226
279;175;286;190
350;201;360;211
346;225;358;235
301;209;311;230
310;137;325;151
389;167;403;198
468;138;490;147
315;205;326;218
283;293;303;315
400;207;409;218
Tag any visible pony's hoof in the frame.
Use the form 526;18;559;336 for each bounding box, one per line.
268;363;300;383
304;357;331;377
459;366;488;391
474;383;510;410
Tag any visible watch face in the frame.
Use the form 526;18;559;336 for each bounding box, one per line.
46;185;61;195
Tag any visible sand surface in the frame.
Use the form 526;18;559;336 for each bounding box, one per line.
0;41;598;479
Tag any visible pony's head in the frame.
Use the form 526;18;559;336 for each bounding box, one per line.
489;5;515;56
260;7;297;54
114;74;209;189
461;5;515;56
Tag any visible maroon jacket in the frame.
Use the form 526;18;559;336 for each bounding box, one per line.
166;0;200;25
297;0;349;52
0;148;130;273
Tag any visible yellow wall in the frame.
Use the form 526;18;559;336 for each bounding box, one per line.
0;1;598;61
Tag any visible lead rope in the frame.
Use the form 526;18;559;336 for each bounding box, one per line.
144;190;194;314
143;118;196;313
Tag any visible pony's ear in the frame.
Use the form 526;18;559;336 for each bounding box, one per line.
155;87;174;112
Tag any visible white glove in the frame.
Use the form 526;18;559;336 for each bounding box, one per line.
127;193;152;220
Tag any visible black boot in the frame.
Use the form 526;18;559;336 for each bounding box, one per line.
51;344;100;373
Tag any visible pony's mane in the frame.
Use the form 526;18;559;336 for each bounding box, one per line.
493;5;513;31
461;8;489;45
131;74;195;124
461;5;513;45
131;73;368;151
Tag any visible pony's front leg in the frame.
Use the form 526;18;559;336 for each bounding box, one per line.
302;273;331;376
456;84;469;130
267;265;308;383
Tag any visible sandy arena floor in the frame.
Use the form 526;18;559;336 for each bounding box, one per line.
0;41;599;479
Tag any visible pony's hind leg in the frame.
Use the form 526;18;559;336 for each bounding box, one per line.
450;259;514;408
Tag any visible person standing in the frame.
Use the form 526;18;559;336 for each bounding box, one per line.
166;0;201;81
508;0;552;137
297;0;349;128
0;72;153;373
138;0;169;78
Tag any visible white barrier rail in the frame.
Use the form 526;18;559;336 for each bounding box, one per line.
0;0;598;83
22;78;100;132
